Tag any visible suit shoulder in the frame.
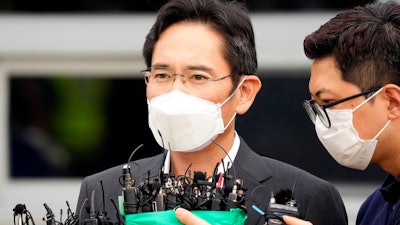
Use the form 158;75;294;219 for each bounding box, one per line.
260;155;334;185
82;153;165;182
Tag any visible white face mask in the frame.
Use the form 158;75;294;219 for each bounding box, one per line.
147;76;246;152
315;88;391;170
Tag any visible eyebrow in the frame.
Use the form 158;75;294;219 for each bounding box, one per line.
186;65;213;72
151;63;169;69
313;88;332;99
151;63;215;74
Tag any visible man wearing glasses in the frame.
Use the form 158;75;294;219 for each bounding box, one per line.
284;1;400;225
76;0;348;224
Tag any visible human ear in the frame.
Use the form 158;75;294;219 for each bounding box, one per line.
236;75;262;115
383;84;400;119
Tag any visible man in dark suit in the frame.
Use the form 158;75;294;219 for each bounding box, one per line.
76;0;348;224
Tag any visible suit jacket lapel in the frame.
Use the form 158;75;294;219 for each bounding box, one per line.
234;137;272;225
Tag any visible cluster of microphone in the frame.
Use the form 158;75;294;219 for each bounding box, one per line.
12;202;78;225
12;159;300;225
119;163;300;225
11;165;300;225
120;164;247;215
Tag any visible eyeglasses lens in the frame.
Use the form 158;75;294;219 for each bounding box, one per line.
314;103;330;128
303;101;331;128
303;101;316;123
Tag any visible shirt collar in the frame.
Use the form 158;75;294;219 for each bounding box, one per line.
215;131;240;174
379;174;400;205
162;131;240;175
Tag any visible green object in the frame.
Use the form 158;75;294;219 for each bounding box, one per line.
125;208;247;225
118;196;125;216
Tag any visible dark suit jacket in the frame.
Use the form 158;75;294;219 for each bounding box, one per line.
76;137;348;225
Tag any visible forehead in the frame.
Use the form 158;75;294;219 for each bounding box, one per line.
309;56;360;97
151;22;230;72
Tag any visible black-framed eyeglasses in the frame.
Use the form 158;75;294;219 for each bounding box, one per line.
302;87;381;128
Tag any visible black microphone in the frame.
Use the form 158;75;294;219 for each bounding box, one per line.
14;204;26;215
97;180;112;225
122;164;140;214
65;201;79;225
43;203;56;225
83;190;98;225
13;204;26;225
193;171;206;184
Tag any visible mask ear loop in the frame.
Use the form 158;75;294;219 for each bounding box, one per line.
220;75;248;107
352;87;383;112
219;75;248;129
223;112;237;130
350;87;391;141
372;120;391;140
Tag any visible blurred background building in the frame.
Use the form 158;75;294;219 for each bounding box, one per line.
0;0;387;224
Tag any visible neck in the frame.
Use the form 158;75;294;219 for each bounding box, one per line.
380;153;400;178
170;130;235;178
374;136;400;177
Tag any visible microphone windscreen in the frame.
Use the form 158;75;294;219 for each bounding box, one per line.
193;171;206;183
14;204;26;214
274;189;293;204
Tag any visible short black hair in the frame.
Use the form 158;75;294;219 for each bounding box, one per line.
304;1;400;91
142;0;257;86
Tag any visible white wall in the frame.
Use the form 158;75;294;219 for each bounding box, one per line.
0;13;337;71
0;13;374;225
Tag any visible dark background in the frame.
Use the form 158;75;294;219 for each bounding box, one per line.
9;70;386;183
